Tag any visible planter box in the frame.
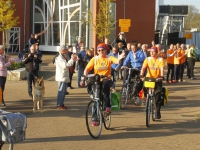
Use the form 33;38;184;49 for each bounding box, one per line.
7;68;26;81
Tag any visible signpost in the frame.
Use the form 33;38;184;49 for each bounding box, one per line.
119;19;131;32
184;33;192;39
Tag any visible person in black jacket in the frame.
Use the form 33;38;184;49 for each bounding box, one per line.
23;44;42;99
116;32;127;49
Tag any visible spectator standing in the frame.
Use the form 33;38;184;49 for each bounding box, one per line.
77;46;87;87
35;34;40;46
141;44;148;58
173;47;183;82
117;42;125;80
28;34;36;48
67;45;76;89
187;44;196;79
23;44;42;99
0;45;11;107
150;40;156;48
185;44;190;76
116;32;127;48
75;37;83;54
105;38;112;55
55;45;77;110
179;44;186;81
108;47;121;90
166;44;176;84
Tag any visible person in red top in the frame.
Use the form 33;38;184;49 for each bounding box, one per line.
173;47;183;82
179;44;187;81
166;44;176;83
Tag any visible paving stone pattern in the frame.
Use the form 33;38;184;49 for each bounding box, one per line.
1;54;200;150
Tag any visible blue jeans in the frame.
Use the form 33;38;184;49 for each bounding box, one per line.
77;67;84;87
26;71;38;96
57;82;67;106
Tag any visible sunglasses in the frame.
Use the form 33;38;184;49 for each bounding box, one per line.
98;49;105;52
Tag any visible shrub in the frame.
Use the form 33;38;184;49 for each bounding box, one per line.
8;62;25;70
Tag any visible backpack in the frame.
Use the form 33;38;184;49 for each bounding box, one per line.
160;87;169;106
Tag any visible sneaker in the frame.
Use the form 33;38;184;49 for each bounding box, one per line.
165;81;170;84
156;112;161;119
172;80;177;83
191;77;197;80
106;107;111;113
29;95;33;99
0;103;6;108
92;121;99;126
57;106;67;110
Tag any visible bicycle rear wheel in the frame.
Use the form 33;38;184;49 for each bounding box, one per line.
103;112;111;130
86;101;103;139
120;86;129;109
146;96;151;127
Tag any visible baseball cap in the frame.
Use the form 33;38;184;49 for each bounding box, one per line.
97;43;108;50
150;46;158;53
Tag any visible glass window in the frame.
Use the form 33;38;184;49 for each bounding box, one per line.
34;24;45;45
69;0;80;5
53;23;60;46
70;6;79;21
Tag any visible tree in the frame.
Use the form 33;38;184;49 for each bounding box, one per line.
87;0;115;42
0;0;19;50
184;5;200;31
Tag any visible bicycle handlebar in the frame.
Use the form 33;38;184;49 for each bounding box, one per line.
123;66;141;72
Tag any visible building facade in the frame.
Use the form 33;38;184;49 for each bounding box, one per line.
0;0;155;52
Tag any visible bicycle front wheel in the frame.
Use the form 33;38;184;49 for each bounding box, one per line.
120;86;129;109
151;98;156;121
146;96;151;127
103;112;111;130
86;101;103;139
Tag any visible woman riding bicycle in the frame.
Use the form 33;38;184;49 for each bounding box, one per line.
140;46;164;119
83;43;125;113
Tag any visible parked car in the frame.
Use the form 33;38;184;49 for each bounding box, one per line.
195;46;200;61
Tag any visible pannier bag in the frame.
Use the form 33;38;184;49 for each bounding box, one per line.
0;110;27;150
111;92;121;110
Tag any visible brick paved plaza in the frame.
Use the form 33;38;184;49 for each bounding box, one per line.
1;54;200;150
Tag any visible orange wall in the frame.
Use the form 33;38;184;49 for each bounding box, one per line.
0;0;31;49
116;0;155;45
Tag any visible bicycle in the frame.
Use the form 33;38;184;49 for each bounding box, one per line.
84;74;111;139
120;67;141;109
143;77;161;127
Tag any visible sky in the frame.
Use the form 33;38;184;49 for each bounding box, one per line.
156;0;200;11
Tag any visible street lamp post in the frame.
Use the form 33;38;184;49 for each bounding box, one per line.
124;0;126;19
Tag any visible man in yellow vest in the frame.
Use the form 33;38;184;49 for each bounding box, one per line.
187;44;196;79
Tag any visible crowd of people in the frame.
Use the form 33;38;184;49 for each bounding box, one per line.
0;32;198;115
51;32;198;115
